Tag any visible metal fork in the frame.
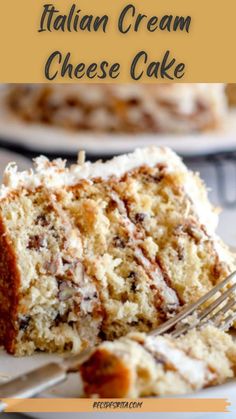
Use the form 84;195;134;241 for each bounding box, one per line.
150;270;236;338
0;270;236;411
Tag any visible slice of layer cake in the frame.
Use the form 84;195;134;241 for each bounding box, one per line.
7;84;226;133
80;326;236;397
0;147;234;355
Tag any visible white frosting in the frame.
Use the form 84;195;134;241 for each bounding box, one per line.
1;147;177;191
144;335;214;388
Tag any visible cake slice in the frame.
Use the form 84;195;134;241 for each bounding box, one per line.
0;147;234;356
7;83;226;133
80;326;236;397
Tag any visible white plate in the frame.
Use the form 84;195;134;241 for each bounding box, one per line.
0;88;236;157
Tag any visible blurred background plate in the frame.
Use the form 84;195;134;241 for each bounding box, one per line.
0;94;236;158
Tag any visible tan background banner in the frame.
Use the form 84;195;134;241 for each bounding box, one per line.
2;398;230;413
0;0;236;82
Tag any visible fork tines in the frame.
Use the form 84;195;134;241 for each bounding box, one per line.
150;271;236;338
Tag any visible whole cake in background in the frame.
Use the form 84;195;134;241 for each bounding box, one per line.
0;146;234;356
6;84;226;133
226;84;236;106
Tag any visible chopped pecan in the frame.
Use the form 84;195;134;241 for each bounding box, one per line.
156;163;168;172
58;280;78;301
84;292;98;302
113;236;126;249
212;259;226;281
107;199;118;212
177;244;184;261
128;271;138;292
149;173;165;183
27;234;47;250
19;315;30;331
35;214;50;227
44;255;61;275
135;213;146;223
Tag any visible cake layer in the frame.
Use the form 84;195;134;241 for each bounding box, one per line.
0;147;234;355
7;84;226;133
80;326;236;397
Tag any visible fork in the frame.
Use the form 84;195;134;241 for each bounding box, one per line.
0;270;236;411
150;270;236;338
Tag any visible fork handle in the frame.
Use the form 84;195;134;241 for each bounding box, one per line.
0;362;67;412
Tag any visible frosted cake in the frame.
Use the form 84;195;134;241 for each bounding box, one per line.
0;147;234;356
